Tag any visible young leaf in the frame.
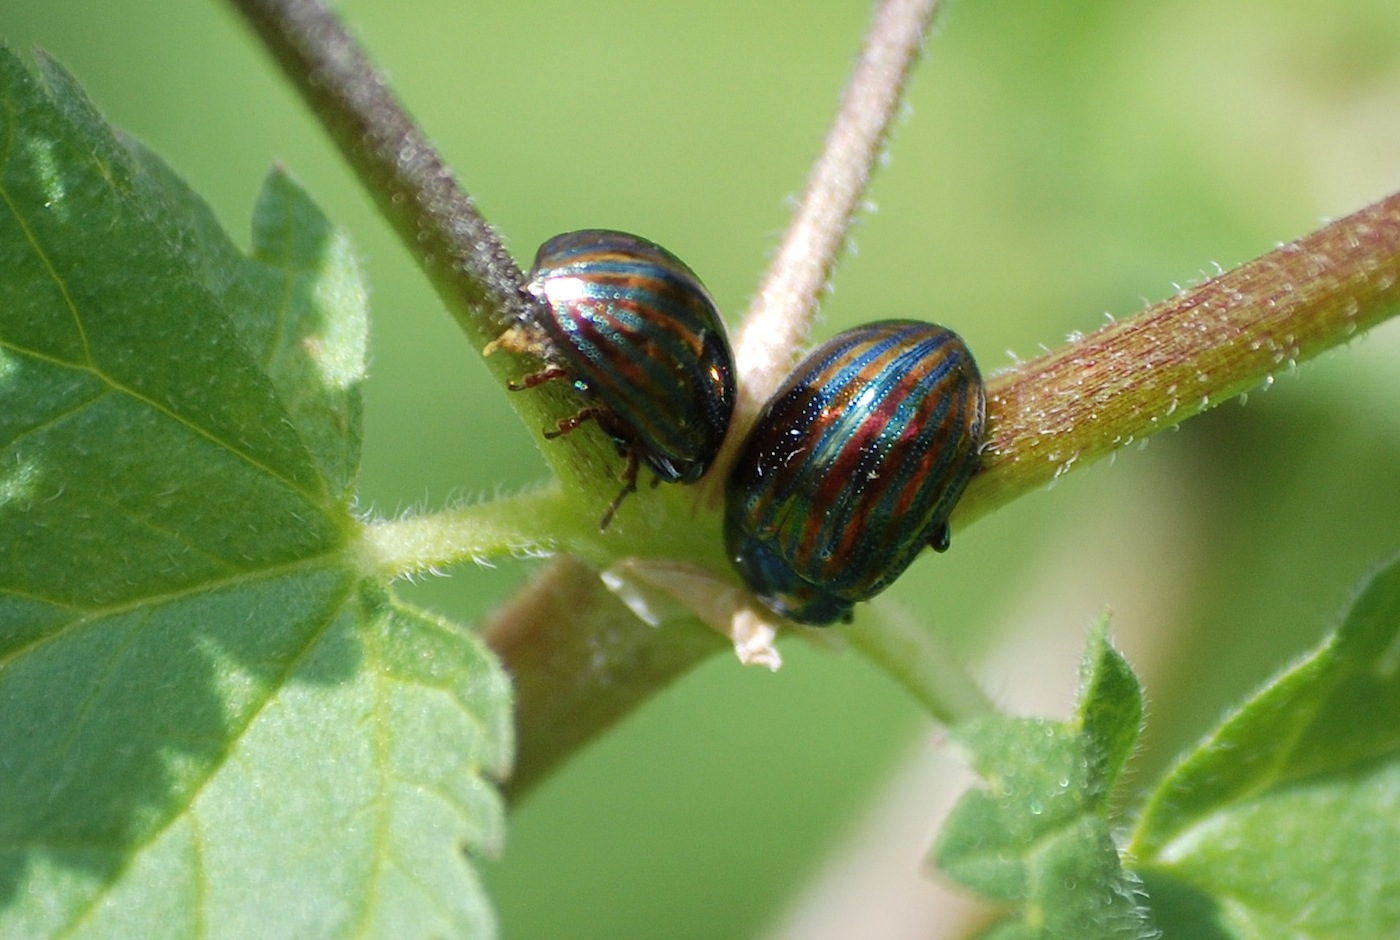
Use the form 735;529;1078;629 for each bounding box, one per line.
1131;554;1400;938
0;48;511;939
932;620;1157;939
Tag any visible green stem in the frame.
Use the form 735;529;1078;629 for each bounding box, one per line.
358;487;594;581
843;605;998;725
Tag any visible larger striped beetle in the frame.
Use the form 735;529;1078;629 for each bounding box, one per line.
724;319;985;625
502;230;736;529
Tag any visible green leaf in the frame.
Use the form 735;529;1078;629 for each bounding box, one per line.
932;620;1157;939
0;48;511;938
1131;554;1400;937
237;167;368;500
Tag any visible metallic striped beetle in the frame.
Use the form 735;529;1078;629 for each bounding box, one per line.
510;230;736;528
724;319;985;625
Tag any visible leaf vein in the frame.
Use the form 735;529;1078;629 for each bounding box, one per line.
0;550;352;667
0;178;93;364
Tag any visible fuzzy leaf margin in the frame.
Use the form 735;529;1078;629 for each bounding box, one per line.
932;620;1157;940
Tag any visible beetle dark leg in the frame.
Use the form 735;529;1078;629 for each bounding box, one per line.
929;521;951;553
544;406;606;439
508;365;570;391
599;447;640;530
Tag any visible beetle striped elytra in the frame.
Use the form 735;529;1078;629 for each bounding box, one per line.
724;319;985;625
503;230;736;529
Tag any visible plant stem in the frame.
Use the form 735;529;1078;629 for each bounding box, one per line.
724;0;943;457
845;604;997;725
956;190;1400;525
358;487;576;581
226;0;617;494
484;557;728;800
227;0;524;345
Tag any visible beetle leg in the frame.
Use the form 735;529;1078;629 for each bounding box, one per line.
929;521;951;553
599;447;640;530
508;365;570;391
544;405;605;439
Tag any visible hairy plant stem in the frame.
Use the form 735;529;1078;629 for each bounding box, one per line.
229;0;523;341
956;192;1400;525
730;0;942;428
227;0;619;499
233;0;1400;801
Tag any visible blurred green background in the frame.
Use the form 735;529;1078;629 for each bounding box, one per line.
5;0;1400;936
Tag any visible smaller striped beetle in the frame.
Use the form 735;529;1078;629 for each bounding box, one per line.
499;230;736;529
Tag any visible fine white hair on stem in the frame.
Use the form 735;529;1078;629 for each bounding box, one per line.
733;0;943;424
